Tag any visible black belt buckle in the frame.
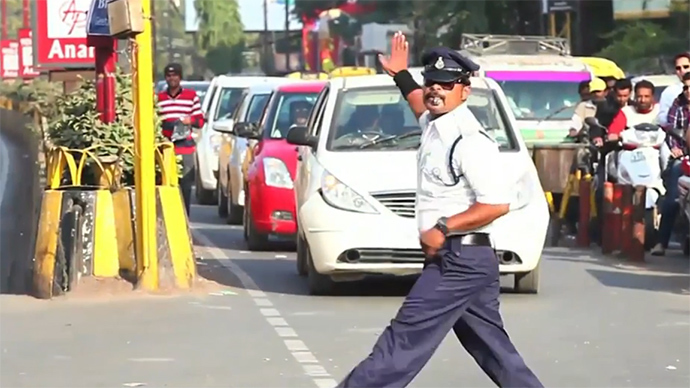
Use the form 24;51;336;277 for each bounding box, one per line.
448;232;492;248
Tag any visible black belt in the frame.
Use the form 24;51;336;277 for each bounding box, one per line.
446;232;492;247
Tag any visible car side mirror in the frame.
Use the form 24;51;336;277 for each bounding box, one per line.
286;125;317;148
212;119;234;134
234;122;261;140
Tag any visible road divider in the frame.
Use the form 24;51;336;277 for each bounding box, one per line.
32;143;196;299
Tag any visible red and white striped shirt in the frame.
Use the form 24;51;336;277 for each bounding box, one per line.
156;88;205;154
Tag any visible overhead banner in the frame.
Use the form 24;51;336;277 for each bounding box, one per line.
612;0;672;20
32;0;96;68
0;40;20;79
18;28;40;78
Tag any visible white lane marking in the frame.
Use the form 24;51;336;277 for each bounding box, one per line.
0;135;10;206
260;308;281;317
293;351;318;363
254;298;273;307
127;358;175;362
284;339;309;351
192;230;338;388
275;327;298;337
267;317;289;326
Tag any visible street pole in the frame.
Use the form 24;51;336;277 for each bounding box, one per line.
263;0;268;73
284;0;290;72
90;37;117;123
151;0;157;77
1;0;7;40
134;0;158;291
22;0;29;28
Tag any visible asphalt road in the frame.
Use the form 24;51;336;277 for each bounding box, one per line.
1;200;689;388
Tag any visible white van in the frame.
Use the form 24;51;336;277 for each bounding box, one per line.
289;73;549;295
453;34;594;145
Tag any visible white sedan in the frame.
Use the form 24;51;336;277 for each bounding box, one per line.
288;73;549;295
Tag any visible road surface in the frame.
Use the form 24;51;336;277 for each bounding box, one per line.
1;201;689;388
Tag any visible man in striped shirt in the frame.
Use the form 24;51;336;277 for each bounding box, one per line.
156;63;205;214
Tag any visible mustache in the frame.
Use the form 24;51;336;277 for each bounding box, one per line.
424;91;444;99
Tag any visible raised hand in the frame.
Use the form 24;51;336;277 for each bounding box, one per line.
378;31;409;77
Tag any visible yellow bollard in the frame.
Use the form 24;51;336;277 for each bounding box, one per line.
133;0;159;291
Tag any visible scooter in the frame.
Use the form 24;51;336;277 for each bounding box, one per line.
604;123;667;248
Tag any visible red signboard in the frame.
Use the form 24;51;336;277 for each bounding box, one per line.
0;40;20;79
18;29;40;78
32;0;96;68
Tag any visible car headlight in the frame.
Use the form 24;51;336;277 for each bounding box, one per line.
320;171;378;214
210;133;222;154
263;157;293;189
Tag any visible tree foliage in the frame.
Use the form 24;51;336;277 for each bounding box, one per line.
42;71;172;186
194;0;244;55
596;20;689;74
193;0;245;75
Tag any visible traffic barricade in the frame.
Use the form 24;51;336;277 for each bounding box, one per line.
599;183;647;261
32;142;196;299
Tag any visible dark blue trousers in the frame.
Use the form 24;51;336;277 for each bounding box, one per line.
337;238;543;388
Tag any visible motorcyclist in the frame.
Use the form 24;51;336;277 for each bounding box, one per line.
600;80;659;143
568;78;607;138
652;72;690;256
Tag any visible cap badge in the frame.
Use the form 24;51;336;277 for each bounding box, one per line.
434;56;445;70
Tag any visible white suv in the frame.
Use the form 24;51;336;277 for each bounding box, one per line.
288;73;549;295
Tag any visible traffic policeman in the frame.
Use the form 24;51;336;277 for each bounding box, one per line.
336;33;543;388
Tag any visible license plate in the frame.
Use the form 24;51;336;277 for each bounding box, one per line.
631;151;645;163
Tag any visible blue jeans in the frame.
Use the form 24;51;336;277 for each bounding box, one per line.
658;161;682;248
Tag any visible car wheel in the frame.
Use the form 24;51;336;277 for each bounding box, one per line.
217;181;228;218
514;261;540;294
296;233;308;277
245;196;268;251
307;246;335;295
195;167;217;205
226;185;243;225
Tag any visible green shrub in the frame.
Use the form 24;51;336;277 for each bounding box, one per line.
44;70;175;186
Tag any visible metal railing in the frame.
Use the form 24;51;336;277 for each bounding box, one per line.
45;142;179;190
460;34;571;56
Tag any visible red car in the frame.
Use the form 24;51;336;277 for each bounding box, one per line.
238;81;326;250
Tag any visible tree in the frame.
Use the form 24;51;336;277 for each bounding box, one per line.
194;0;245;75
3;0;26;38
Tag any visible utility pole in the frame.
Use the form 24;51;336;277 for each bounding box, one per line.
151;0;157;76
22;0;29;28
263;0;269;74
133;0;158;291
1;0;7;40
284;2;289;72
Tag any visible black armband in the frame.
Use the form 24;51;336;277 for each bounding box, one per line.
393;70;422;99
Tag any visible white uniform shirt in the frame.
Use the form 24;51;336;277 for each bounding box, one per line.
621;104;660;127
657;83;683;127
416;103;512;235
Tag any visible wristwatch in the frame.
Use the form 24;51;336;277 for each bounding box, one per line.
434;217;449;235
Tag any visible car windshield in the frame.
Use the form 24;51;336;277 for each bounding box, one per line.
214;87;245;120
264;92;319;139
247;94;271;123
327;87;516;151
495;80;583;120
